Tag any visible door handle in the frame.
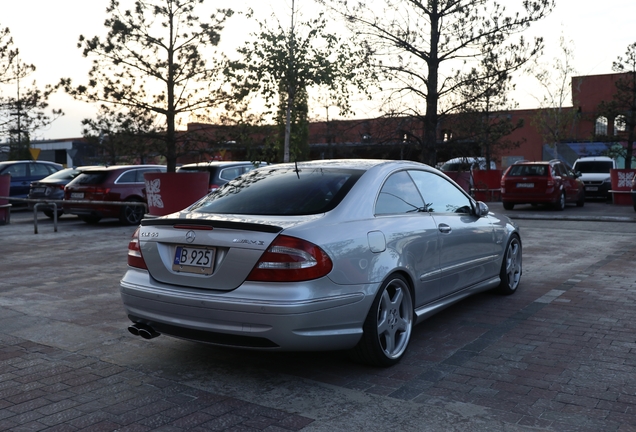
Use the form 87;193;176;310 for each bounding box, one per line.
438;223;451;234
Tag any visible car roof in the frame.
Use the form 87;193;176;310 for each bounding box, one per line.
0;160;62;165
574;156;614;162
79;164;165;172
179;161;264;168
513;160;557;165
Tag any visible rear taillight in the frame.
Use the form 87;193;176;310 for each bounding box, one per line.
127;227;147;269
91;186;111;195
247;235;333;282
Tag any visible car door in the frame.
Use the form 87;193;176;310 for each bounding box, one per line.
557;163;581;201
3;163;29;198
409;170;498;298
374;170;441;306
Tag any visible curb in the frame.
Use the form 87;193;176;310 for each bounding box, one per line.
505;213;636;223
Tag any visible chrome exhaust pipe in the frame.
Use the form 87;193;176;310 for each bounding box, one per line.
128;323;160;339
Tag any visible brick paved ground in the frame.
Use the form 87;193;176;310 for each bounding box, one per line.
225;244;636;432
0;327;315;432
1;208;636;431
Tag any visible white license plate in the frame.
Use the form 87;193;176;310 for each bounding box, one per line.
172;245;215;275
516;183;534;188
32;187;46;194
586;186;598;191
70;192;84;199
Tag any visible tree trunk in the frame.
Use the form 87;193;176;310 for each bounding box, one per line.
423;1;440;166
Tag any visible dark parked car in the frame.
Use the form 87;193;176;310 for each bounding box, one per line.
64;165;166;225
0;160;63;202
176;161;267;192
121;159;522;367
28;166;95;218
500;160;585;210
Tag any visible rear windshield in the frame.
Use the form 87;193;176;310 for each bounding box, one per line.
573;161;614;174
43;169;80;181
507;165;549;177
177;166;207;173
191;167;363;215
72;171;110;185
441;162;473;171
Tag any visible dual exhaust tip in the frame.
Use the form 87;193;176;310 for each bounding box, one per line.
128;322;160;339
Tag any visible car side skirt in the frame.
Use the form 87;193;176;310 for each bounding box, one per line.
414;276;500;324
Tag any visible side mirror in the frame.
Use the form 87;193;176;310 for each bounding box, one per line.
475;201;489;217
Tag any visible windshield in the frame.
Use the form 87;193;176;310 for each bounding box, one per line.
574;161;614;174
191;167;363;216
507;164;548;176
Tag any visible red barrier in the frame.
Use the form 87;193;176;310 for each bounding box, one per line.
144;172;210;216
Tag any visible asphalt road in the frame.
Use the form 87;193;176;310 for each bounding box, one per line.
1;204;636;431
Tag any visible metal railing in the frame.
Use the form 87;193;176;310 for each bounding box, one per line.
0;197;147;234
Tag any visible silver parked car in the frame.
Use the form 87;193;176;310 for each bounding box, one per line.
121;159;522;366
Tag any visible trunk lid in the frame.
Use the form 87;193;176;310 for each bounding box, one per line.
137;213;322;290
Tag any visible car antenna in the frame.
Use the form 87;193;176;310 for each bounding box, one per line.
294;159;300;179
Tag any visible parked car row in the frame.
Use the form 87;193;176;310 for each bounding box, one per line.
27;166;96;218
3;160;267;225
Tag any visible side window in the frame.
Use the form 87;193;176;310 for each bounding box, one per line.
375;171;424;215
219;167;243;181
551;164;565;177
117;170;136;183
30;163;52;177
409;170;472;214
136;168;161;182
4;163;27;178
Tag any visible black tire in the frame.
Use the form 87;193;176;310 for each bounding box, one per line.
495;235;522;295
503;202;514;210
120;198;145;225
351;274;414;367
80;215;101;224
554;191;565;211
576;190;585;207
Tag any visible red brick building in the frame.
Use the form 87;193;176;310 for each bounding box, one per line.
183;72;632;169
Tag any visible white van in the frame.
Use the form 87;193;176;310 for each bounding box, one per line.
572;156;616;200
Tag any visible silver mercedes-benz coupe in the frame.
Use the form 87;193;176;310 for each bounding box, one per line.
120;159;522;366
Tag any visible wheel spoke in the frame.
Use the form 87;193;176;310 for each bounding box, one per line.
505;241;521;288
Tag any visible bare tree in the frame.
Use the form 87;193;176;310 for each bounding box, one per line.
63;0;234;172
228;3;373;162
599;42;636;169
0;26;63;156
530;34;579;162
319;0;554;165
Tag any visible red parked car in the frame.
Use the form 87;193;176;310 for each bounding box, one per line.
500;160;585;211
64;165;166;224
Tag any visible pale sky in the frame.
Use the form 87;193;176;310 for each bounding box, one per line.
2;0;635;140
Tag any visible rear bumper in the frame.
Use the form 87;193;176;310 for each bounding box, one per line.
119;268;375;351
500;191;560;205
64;204;120;218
